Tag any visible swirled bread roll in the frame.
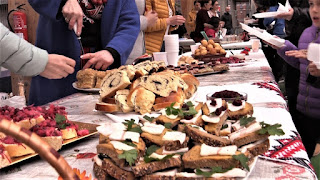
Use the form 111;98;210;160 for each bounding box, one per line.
99;70;131;101
139;74;177;97
95;71;108;88
115;89;134;113
180;73;200;99
118;65;136;80
76;68;97;89
127;86;156;114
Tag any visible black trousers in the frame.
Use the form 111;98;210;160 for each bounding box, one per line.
293;110;320;158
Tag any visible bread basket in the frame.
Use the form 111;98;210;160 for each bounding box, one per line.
0;118;79;179
191;53;227;63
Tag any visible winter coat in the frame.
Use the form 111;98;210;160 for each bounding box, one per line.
0;23;48;76
277;25;320;118
28;0;140;105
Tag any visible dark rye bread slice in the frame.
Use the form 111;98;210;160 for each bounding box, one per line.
175;175;236;180
232;131;269;147
245;138;270;158
96;138;146;168
182;145;242;169
141;129;189;151
227;102;253;120
184;125;231;147
141;174;176;180
132;156;182;177
93;159;135;180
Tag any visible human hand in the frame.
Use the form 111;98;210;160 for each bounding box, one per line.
81;50;114;70
145;10;158;27
276;8;294;21
62;0;84;36
167;15;186;26
285;49;307;59
40;54;76;79
308;62;320;77
91;0;107;5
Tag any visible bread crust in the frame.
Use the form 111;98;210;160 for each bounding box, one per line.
95;102;120;113
132;157;182;177
3;143;35;157
93;159;135;180
233;132;269;147
61;128;77;140
227;102;253;120
182;145;240;169
184;125;231;147
41;136;63;151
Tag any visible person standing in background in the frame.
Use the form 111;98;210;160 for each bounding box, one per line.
221;5;233;35
275;0;312;120
193;0;212;42
144;0;186;53
127;0;158;65
28;0;140;106
187;1;201;33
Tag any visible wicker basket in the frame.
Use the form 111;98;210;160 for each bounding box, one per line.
191;53;227;63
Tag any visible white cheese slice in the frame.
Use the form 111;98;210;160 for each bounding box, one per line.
211;168;247;178
190;125;207;132
109;130;125;141
162;131;186;144
206;98;223;113
220;121;232;135
149;153;180;159
141;122;165;135
202;110;226;123
200;144;237;156
96;123;126;136
231;120;242;131
227;100;245;112
162;147;189;155
110;141;135;151
152;169;177;176
229;121;262;142
176;172;203;178
180;109;202;124
93;155;103;167
123;131;140;143
160;108;178;119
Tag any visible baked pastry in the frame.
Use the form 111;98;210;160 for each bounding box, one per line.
76;68;97;89
118;65;136;80
95;71;107;88
95;102;120;113
139;73;178;97
1;136;35;157
153;88;185;111
127;86;156;114
99;70;131;101
179;73;199;99
115;89;134;113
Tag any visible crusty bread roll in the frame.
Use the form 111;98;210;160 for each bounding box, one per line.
180;73;199;99
99;70;131;100
76;68;97;89
95;102;120;113
139;74;177;97
95;71;107;88
127;86;156;114
41;136;63;151
2;142;35;158
61;128;77;140
115;89;134;113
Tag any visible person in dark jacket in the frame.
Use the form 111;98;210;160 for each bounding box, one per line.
193;0;212;42
27;0;140;106
221;6;233;35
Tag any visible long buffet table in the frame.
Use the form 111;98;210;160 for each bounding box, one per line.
0;49;317;179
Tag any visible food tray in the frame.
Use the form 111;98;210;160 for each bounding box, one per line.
2;121;98;168
191;53;226;63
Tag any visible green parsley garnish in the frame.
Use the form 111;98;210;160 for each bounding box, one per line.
221;124;228;130
232;154;249;171
195;167;232;177
164;123;173;129
258;122;285;136
143;115;154;122
55;113;68;129
118;149;138;166
240;116;256;126
122;139;137;147
123;119;142;133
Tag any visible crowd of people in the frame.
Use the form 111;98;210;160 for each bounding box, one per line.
1;0;320;158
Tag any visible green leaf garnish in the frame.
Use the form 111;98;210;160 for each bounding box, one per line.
122;140;137;147
183;106;198;116
232;154;249;171
258;122;285;136
123;119;142;133
143;115;154;122
55;114;68;129
144;154;175;163
118;149;138;166
195;167;231;177
240;116;256;126
185;101;194;107
164;123;173;129
165;102;180;116
146;145;160;156
221;124;228;130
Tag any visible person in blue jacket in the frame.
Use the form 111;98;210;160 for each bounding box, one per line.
28;0;140;106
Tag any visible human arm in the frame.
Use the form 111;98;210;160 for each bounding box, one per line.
0;23;75;78
277;40;300;69
144;10;158;29
187;12;195;27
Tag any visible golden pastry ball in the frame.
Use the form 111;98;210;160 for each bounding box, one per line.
195;49;200;54
215;47;221;53
209;48;217;55
207;44;213;50
200;49;208;55
214;43;220;47
201;40;208;47
220;49;226;54
208;39;215;45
